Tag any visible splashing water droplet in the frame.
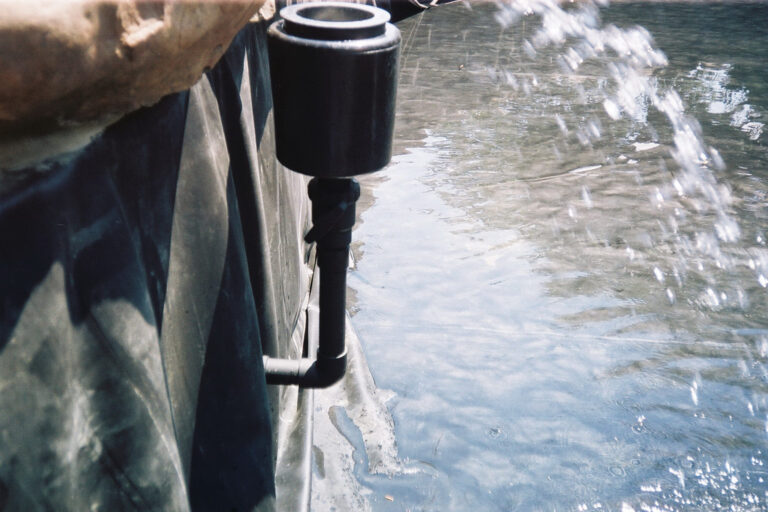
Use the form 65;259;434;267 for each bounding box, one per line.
603;98;621;120
587;120;601;139
690;375;701;406
709;146;726;171
555;114;568;135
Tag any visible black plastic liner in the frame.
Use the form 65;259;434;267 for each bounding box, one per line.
0;18;308;511
0;3;454;510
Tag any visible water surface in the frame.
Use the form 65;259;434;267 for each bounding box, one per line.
346;3;768;510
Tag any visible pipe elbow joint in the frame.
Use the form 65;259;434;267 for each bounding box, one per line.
305;351;347;388
263;351;347;388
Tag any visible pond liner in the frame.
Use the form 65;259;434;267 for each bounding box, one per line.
0;2;445;511
0;19;283;511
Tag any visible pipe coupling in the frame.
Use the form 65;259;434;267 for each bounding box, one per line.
268;2;401;177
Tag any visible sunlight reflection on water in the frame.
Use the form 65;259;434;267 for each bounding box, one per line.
344;2;768;510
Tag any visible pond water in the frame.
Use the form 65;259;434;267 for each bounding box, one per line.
345;2;768;510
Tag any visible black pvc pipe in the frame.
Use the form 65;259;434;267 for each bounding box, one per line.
267;2;400;178
263;178;359;388
263;2;399;387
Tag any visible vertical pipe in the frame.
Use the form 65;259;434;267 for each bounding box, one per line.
311;178;356;359
308;178;358;384
263;2;398;387
262;178;359;387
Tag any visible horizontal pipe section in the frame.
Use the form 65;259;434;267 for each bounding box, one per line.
262;353;346;388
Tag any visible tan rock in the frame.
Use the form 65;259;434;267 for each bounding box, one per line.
0;1;266;140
